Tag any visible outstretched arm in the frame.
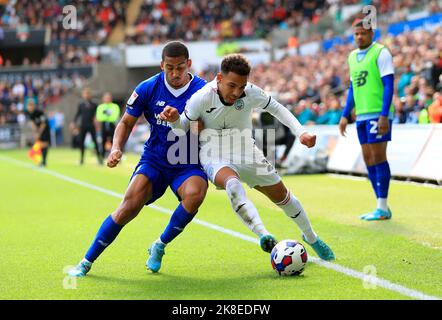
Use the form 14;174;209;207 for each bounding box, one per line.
107;113;138;168
264;98;316;148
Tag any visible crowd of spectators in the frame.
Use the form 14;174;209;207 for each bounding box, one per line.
1;0;441;133
125;0;329;44
0;0;128;44
0;0;128;67
0;74;86;129
228;27;441;126
125;0;438;45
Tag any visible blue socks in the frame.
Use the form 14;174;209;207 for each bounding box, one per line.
160;203;195;244
85;215;123;263
376;161;391;198
367;161;391;201
82;204;196;263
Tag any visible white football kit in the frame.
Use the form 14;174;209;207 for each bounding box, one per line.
171;79;307;188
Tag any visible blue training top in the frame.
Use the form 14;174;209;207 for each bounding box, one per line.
125;72;206;168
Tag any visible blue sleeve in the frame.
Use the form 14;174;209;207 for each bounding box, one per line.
342;82;355;119
125;80;152;118
381;74;394;117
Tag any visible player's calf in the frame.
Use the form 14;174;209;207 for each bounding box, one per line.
226;177;271;242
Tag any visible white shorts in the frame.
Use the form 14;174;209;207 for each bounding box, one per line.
202;146;281;188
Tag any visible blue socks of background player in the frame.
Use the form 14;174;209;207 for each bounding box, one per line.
160;203;195;244
367;161;391;212
366;165;378;197
85;215;123;263
376;161;390;211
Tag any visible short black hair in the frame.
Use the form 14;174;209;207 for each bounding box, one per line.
221;54;251;76
162;41;189;61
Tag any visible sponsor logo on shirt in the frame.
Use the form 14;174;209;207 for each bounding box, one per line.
154;113;171;127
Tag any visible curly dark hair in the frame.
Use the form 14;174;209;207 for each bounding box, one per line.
220;54;251;76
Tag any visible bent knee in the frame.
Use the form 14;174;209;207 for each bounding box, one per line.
182;188;206;210
184;188;206;203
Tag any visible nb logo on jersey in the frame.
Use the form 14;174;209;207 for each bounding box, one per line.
354;71;368;87
206;107;217;113
156;100;166;107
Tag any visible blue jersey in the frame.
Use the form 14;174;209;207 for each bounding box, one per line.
126;72;206;168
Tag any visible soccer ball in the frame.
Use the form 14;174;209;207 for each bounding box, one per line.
270;240;308;276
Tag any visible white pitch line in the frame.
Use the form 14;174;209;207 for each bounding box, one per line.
1;155;440;300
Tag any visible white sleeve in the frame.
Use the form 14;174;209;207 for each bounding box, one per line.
169;111;190;132
170;91;205;132
263;98;307;138
377;48;394;78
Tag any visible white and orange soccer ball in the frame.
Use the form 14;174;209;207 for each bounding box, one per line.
271;240;308;276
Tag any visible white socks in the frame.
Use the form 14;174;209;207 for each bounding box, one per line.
155;238;167;247
225;178;317;244
377;198;388;212
225;177;269;237
276;191;317;244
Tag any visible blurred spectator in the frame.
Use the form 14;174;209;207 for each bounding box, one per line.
428;92;442;123
71;87;102;165
96;92;120;158
397;65;414;98
393;96;407;124
293;99;317;125
25;99;50;166
315;95;341;125
403;94;420;124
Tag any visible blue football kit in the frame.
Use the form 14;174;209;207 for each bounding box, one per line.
126;72;208;204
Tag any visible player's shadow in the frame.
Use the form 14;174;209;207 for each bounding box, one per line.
86;271;308;299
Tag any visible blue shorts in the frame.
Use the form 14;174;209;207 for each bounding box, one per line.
130;159;207;206
356;118;392;145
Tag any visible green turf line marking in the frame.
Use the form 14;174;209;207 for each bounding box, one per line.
1;155;440;300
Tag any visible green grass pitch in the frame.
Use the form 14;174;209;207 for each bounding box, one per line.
0;148;441;300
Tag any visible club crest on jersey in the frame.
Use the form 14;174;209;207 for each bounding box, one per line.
234;99;244;110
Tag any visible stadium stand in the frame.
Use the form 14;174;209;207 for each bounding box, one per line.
0;0;441;149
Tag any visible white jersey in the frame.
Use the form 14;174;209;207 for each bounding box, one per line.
170;79;307;187
184;79;273;131
171;79;306;157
